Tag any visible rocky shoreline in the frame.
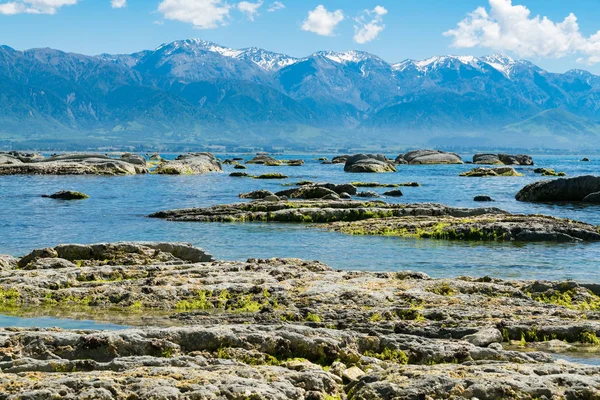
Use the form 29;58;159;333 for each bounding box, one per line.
0;242;599;398
149;200;600;243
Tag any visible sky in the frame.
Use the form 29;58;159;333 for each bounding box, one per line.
1;0;600;74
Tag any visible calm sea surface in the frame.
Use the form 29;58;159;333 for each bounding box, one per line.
1;154;599;286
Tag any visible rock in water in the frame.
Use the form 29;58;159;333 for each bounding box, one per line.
384;190;403;197
331;155;350;164
154;153;222;175
474;153;533;165
344;154;397;173
516;175;600;202
583;192;600;203
0;153;148;175
246;154;280;165
239;190;275;199
42;191;90;200
403;150;463;165
582;158;591;162
356;191;381;198
460;167;523;177
474;196;493;202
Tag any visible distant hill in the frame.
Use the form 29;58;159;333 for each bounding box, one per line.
1;39;600;150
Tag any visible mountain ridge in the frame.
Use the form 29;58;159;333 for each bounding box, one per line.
1;39;600;151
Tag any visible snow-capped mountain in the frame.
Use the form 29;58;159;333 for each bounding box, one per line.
1;38;600;150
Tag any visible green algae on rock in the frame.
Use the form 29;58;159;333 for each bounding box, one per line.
460;166;524;177
1;242;600;398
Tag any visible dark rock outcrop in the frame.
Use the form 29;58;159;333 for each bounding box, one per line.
0;153;148;175
516;175;600;202
474;154;534;165
460;167;523;177
42;191;89;200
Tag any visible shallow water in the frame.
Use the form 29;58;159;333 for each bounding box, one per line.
1;154;599;282
0;314;130;330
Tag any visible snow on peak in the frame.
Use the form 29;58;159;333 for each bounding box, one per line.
392;54;524;78
315;50;372;64
238;47;300;71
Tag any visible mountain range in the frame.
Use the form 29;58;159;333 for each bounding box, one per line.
1;38;600;150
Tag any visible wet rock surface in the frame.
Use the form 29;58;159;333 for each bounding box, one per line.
0;152;148;175
460;167;523;177
516;175;600;203
42;190;90;200
149;200;600;242
1;243;600;398
154;153;222;175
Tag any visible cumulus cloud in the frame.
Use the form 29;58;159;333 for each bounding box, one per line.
157;0;231;29
444;0;600;64
267;1;284;12
353;5;387;44
0;0;78;15
111;0;126;8
301;5;344;36
237;1;262;21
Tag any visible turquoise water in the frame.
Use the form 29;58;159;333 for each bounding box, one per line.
1;154;599;283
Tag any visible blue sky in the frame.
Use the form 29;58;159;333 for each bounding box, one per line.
2;0;600;73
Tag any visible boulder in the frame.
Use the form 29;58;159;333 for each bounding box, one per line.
534;168;566;177
582;158;591;162
276;186;339;200
394;155;408;164
230;172;251;177
473;154;503;165
331;155;350;164
246;155;280;165
263;195;281;202
17;248;59;269
462;328;503;347
474;153;533;165
474;196;493;202
339;192;352;199
516;175;600;202
313;183;357;196
344;154;397;173
240;190;275;199
384;190;403;197
42;191;90;200
154;153;222;175
403;150;463;165
287;159;305;166
234;164;247;169
356;191;381;198
0;255;17;270
120;153;146;166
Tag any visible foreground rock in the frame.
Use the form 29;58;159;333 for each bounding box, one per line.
154;153;222;175
344;154;397;173
0;153;148;175
150;200;600;242
474;153;534;165
460;166;523;177
516;175;600;203
1;242;600;398
400;150;463;165
42;191;89;200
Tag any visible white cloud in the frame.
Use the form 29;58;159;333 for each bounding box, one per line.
0;0;78;15
267;1;283;12
444;0;600;64
157;0;231;29
353;5;387;44
237;1;262;21
301;5;344;37
111;0;126;9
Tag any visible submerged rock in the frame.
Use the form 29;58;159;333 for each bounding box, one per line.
403;150;463;165
344;154;397;173
246;154;280;165
460;166;523;177
154;153;222;175
534;168;566;177
516;175;600;203
384;190;404;197
42;191;89;200
255;173;289;179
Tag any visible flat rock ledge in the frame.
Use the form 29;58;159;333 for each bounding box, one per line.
149;200;600;242
1;242;600;398
0;152;149;176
